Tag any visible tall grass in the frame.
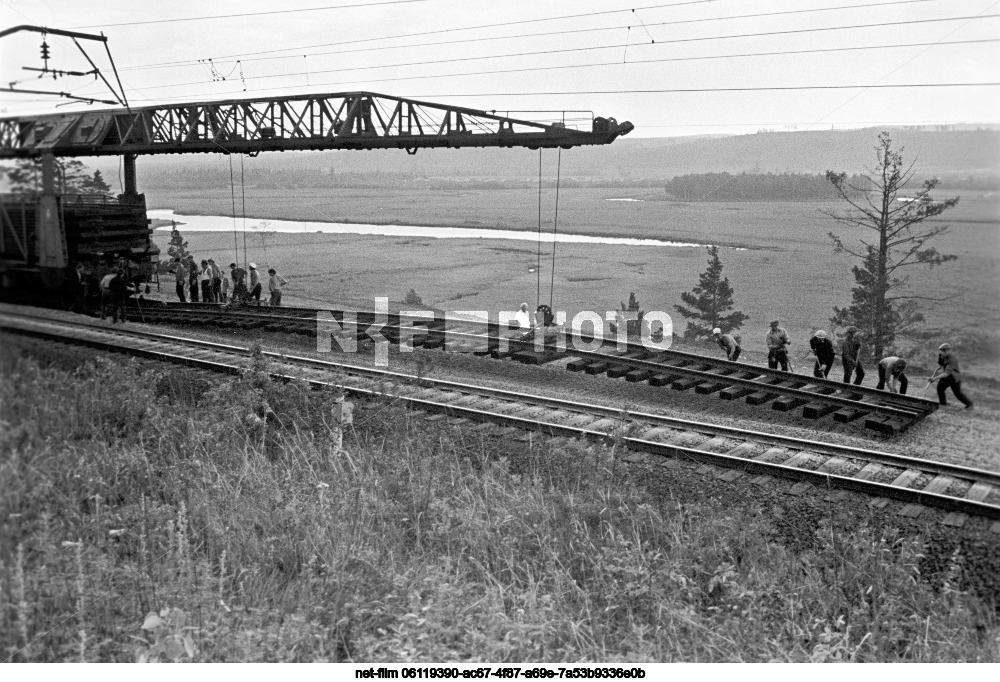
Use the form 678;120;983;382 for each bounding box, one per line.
0;345;997;662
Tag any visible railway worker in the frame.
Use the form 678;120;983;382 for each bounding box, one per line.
248;263;262;306
228;263;248;307
712;328;742;362
840;326;865;385
809;330;836;378
876;356;909;394
765;320;791;371
220;273;230;303
98;269;117;320
208;259;222;302
170;257;187;302
514;302;531;330
186;256;200;302
108;268;133;324
68;263;87;313
267;268;287;307
199;260;212;302
929;343;973;409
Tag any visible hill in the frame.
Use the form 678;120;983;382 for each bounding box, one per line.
92;126;1000;190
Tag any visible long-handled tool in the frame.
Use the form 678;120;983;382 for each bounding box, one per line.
922;368;941;397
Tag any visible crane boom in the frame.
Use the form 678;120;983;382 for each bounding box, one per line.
0;91;633;158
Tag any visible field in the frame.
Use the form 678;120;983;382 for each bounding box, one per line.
149;185;1000;375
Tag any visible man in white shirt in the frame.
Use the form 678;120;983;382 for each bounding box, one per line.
514;302;531;330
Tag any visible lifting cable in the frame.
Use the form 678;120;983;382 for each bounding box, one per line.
240;155;249;270
548;147;562;311
228;154;240;265
535;148;543;311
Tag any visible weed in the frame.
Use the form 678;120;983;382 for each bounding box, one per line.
0;347;997;662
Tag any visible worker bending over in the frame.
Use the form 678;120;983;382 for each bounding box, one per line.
809;330;835;378
876;356;908;394
712;328;742;362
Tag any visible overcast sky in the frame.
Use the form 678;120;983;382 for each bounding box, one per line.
1;0;998;136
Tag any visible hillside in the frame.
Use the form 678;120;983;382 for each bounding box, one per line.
89;126;1000;190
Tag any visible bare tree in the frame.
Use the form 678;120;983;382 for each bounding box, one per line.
825;132;959;361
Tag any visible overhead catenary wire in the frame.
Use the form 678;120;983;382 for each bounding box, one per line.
96;0;718;67
124;12;1000;94
118;0;947;72
169;37;1000;102
69;0;432;29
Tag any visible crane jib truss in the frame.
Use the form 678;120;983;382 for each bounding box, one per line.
0;91;634;158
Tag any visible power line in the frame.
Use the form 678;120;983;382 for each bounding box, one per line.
136;38;999;98
126;13;1000;94
418;83;1000;97
92;1;716;67
68;0;431;29
119;0;947;72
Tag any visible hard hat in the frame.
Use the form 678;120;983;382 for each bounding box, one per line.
938;343;951;351
712;328;722;335
814;330;827;339
249;263;257;269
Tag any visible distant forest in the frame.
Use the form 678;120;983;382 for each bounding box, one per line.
662;172;868;201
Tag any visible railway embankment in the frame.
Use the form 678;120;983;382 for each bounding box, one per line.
1;317;999;661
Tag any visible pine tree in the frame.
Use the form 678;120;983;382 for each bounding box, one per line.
2;159;39;193
826;132;959;361
77;170;113;197
166;223;189;262
610;292;645;338
673;245;749;340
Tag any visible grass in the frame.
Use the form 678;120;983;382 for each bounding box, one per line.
1;341;999;662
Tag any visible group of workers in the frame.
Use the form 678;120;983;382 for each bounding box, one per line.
712;321;973;409
169;257;287;307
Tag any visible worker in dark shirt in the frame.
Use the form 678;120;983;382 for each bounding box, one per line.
840;326;865;385
712;328;741;362
929;343;973;409
108;268;132;324
809;330;835;378
765;320;790;371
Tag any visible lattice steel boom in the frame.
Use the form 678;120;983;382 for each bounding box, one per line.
0;91;633;158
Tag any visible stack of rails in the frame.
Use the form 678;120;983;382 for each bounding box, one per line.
103;302;942;436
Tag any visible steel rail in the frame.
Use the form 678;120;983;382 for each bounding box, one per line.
2;314;997;521
2;309;998;491
141;302;937;424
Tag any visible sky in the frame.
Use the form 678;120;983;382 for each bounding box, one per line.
1;0;998;137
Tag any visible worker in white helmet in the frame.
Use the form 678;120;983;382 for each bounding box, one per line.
809;330;835;378
712;327;742;362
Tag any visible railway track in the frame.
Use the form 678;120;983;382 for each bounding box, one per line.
2;307;998;528
126;300;937;437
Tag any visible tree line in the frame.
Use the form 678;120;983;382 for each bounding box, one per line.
2;158;112;196
663;172;872;202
